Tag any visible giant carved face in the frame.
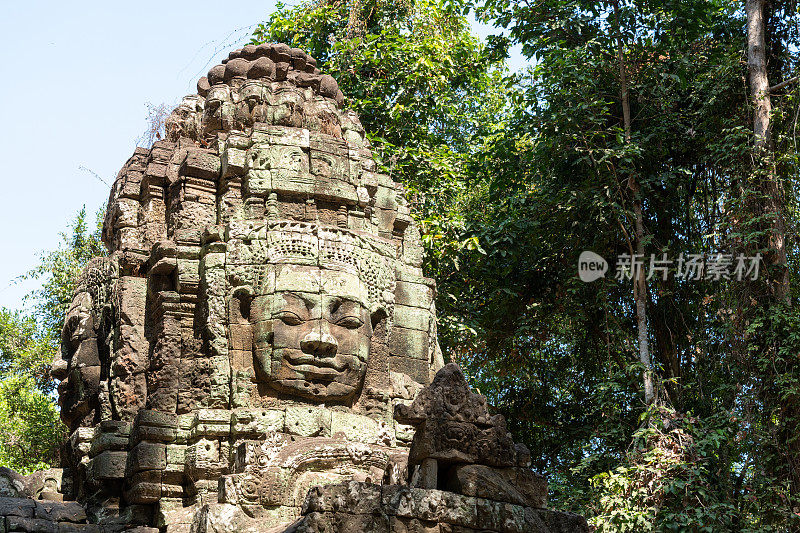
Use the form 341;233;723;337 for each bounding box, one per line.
237;82;270;126
203;85;233;133
52;291;101;429
253;265;373;401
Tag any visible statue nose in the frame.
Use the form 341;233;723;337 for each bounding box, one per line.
51;352;69;381
300;329;338;357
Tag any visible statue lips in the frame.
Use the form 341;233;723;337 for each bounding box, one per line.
56;371;82;424
293;365;339;381
284;352;349;382
57;378;72;401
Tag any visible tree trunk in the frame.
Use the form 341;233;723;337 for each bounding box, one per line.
633;198;655;405
746;0;797;495
746;0;789;302
346;0;365;39
614;0;654;405
747;0;771;151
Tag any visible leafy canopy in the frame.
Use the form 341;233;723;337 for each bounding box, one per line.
0;207;103;474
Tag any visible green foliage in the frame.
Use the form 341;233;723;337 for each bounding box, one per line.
431;0;758;519
256;0;800;529
0;308;67;473
0;309;56;395
590;407;739;532
22;207;105;343
0;373;64;475
451;0;800;528
0;207;103;474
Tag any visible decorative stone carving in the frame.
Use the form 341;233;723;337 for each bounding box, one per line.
290;480;588;533
52;258;114;432
0;468;63;501
44;42;446;530
0;41;587;533
395;364;549;510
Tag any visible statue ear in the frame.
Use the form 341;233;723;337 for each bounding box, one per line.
62;304;86;348
370;308;387;330
231;286;253;321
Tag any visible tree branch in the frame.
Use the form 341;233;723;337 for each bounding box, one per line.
769;75;799;93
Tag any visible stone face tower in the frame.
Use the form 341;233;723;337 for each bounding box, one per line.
0;43;589;533
51;42;443;529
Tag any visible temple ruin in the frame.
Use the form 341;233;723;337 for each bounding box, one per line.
0;43;588;532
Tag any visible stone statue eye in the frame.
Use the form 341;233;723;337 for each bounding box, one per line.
336;316;363;329
276;311;303;326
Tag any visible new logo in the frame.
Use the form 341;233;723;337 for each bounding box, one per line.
578;251;608;282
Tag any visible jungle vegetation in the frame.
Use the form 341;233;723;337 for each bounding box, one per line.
4;0;800;529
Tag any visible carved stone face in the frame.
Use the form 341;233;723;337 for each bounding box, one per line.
166;95;203;140
253;266;373;401
272;85;304;127
52;292;101;428
65;292;93;345
237;82;271;125
203;85;233;133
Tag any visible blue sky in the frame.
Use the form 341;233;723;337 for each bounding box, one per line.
0;1;525;313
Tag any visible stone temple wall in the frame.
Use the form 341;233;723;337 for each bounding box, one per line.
0;43;588;533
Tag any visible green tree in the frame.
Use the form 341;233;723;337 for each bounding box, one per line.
22;207;106;344
253;0;508;234
0;374;64;474
0;309;56;394
0;310;66;473
0;207;105;474
450;0;800;528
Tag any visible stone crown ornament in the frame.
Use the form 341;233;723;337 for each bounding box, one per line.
0;42;587;533
227;221;397;314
